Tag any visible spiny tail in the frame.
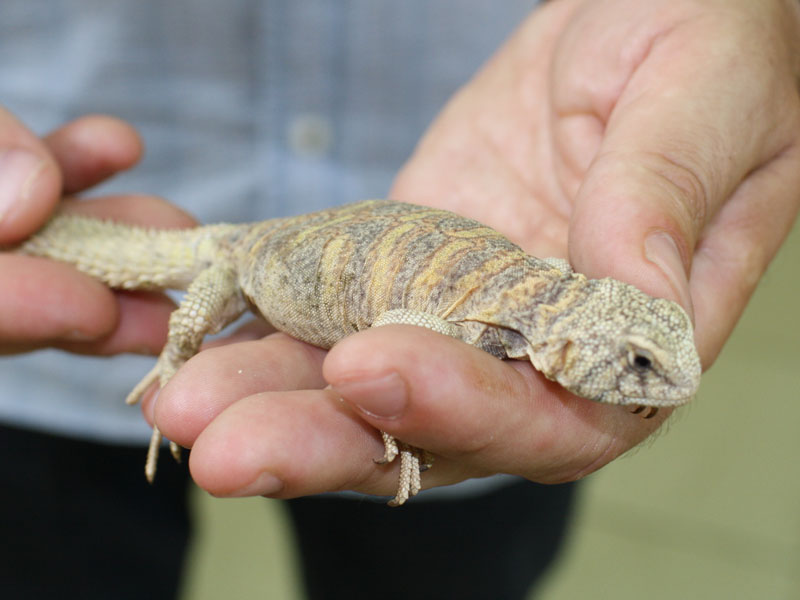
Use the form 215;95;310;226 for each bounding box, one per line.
12;214;236;291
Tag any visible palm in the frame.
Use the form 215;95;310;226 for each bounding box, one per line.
391;1;590;260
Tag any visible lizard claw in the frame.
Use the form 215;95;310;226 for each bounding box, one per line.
378;431;433;506
126;362;161;406
169;441;182;462
628;405;659;419
143;427;183;484
145;426;162;483
132;360;183;482
375;431;399;464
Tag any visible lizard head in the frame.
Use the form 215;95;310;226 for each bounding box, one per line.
498;276;702;407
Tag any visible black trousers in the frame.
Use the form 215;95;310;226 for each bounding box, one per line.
0;424;577;600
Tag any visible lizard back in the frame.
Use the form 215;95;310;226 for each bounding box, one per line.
235;200;559;350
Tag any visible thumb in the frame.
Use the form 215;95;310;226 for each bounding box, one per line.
0;108;62;243
567;9;799;322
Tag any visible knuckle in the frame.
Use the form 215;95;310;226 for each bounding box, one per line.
639;148;711;232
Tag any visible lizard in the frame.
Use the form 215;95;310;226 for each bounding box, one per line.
10;199;702;505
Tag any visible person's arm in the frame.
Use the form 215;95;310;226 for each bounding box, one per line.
155;0;800;498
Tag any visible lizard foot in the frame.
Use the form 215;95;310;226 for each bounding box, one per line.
125;362;161;406
126;361;183;483
377;432;434;506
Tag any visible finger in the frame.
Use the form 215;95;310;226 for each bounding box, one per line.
139;320;278;422
1;288;176;357
1;195;197;353
187;387;494;499
154;333;328;447
689;144;800;363
0;108;62;243
182;326;663;499
43;115;143;194
561;6;800;316
58;291;175;356
186;388;391;498
324;325;665;484
0;254;118;348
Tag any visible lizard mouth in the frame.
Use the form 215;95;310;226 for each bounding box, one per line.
594;390;694;408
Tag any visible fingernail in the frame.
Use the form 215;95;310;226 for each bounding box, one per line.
332;372;408;419
0;149;46;222
228;471;284;497
644;231;694;318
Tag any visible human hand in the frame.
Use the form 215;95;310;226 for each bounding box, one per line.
393;0;800;364
153;0;800;498
0;111;194;356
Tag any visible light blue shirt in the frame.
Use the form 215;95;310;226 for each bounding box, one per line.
0;0;538;447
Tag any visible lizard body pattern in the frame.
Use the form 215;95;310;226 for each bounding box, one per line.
12;200;702;505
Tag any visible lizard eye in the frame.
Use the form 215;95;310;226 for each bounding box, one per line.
628;348;654;371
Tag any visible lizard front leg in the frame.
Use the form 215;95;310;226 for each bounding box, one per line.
126;264;247;482
370;309;462;505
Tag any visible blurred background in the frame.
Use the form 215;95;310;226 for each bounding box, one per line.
178;222;800;599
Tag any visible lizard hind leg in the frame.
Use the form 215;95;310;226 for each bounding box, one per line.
369;309;460;505
130;264;247;483
377;432;434;506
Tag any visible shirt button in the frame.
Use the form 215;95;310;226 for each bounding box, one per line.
287;114;334;158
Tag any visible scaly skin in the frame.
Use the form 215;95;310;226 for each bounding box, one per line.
11;199;701;504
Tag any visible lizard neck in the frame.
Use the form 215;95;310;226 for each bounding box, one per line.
459;267;590;374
